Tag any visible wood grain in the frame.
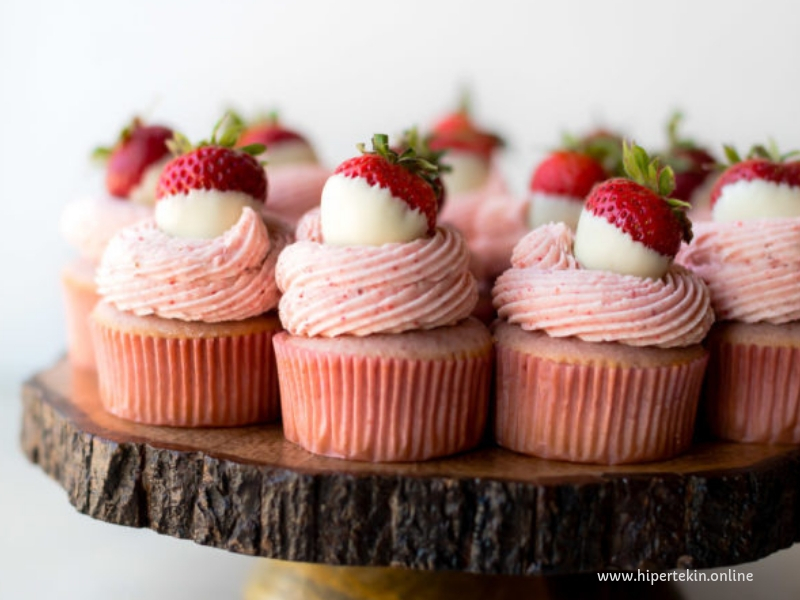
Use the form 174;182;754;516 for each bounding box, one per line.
19;359;800;575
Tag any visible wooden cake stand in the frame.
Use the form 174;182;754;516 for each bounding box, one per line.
20;359;800;598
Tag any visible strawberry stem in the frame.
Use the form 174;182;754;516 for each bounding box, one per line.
166;113;265;157
622;140;693;244
358;132;445;198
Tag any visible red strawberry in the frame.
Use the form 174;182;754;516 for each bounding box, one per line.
156;115;267;202
564;127;626;176
581;142;692;259
529;150;607;198
710;144;800;207
235;112;308;148
661;112;716;202
95;118;173;198
394;127;449;211
427;95;503;159
334;133;442;234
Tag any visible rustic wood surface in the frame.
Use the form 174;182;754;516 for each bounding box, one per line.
19;359;800;576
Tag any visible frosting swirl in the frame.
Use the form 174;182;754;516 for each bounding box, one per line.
438;163;528;280
493;223;714;348
676;218;800;323
276;225;477;336
96;208;289;322
262;163;330;225
61;194;152;262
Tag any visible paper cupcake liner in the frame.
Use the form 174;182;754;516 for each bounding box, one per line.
61;265;100;370
494;344;708;465
705;340;800;443
92;314;280;427
274;336;491;462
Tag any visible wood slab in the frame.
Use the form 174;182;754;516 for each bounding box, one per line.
20;359;800;576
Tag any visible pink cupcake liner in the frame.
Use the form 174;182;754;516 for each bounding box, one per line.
494;343;708;465
705;341;800;443
61;263;100;370
92;310;281;427
274;334;491;462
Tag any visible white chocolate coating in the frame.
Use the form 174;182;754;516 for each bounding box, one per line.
128;157;171;206
155;189;261;239
320;174;428;246
261;139;317;167
573;211;670;279
527;192;584;230
441;150;490;195
713;179;800;222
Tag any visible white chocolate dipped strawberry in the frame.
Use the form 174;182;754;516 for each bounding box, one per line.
710;143;800;222
154;116;267;239
427;94;503;195
320;133;442;246
234;111;318;166
573;141;693;279
93;118;174;205
527;150;607;230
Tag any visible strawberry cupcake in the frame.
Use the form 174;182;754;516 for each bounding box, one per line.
493;142;714;465
428;98;527;320
274;134;492;462
677;144;800;443
60;118;173;369
91;117;289;427
233;112;330;226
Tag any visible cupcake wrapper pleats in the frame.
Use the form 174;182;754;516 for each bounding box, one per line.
494;344;708;465
274;336;491;462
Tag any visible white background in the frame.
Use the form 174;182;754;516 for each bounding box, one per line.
2;1;800;598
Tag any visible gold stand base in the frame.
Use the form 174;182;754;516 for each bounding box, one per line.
243;560;684;600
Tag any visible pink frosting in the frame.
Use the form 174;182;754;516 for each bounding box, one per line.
276;226;478;336
96;208;290;323
261;163;330;226
676;218;800;323
493;223;714;348
438;164;528;280
294;207;322;242
61;194;153;263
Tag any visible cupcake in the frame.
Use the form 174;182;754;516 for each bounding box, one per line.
274;134;492;462
677;143;800;443
493;142;714;464
428;97;527;320
61;118;173;369
233;112;330;226
91;117;289;427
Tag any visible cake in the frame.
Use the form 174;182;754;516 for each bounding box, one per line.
273;133;492;461
492;142;714;464
60;118;173;369
427;97;528;320
677;143;800;443
91;116;289;426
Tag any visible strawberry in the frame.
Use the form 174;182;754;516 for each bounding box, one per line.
573;141;692;278
156;115;267;203
661;112;716;203
529;150;607;198
334;133;442;234
394;127;450;211
234;111;308;148
710;143;800;207
94;118;173;198
427;94;503;159
564;127;626;176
